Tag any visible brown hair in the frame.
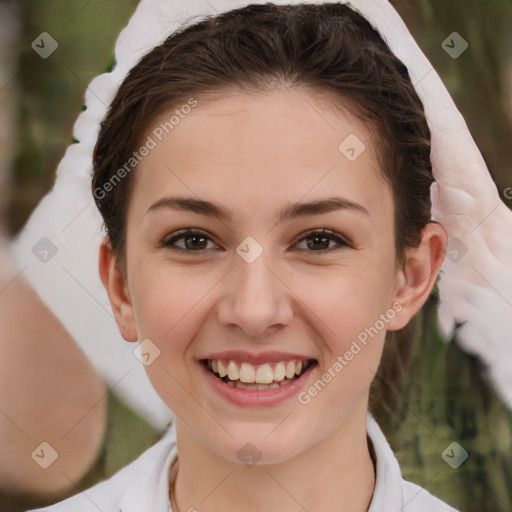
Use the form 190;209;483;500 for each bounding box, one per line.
92;2;434;419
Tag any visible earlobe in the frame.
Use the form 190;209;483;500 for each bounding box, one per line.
387;222;448;331
98;238;138;342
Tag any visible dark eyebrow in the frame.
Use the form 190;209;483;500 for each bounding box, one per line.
146;195;369;222
277;196;368;222
146;196;232;221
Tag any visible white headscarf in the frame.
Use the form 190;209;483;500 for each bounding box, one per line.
11;0;512;428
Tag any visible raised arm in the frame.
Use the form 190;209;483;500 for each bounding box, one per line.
0;229;108;500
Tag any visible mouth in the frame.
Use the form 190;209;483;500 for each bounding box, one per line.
201;358;317;391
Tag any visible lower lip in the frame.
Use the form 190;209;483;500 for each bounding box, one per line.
198;361;316;407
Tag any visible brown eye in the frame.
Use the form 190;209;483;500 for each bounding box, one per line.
308;235;328;250
183;234;208;250
162;230;217;252
296;229;351;252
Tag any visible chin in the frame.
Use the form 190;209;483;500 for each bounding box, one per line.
201;420;319;467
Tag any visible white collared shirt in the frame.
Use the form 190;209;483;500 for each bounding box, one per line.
27;413;459;512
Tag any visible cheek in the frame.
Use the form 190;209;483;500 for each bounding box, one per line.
292;266;394;405
294;265;394;343
130;262;220;351
296;273;389;417
128;264;214;411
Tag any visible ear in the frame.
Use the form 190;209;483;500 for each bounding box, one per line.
386;222;448;331
98;238;138;342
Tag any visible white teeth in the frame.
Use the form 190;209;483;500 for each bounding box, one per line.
274;362;286;382
285;361;296;379
239;362;256;383
208;358;312;385
255;364;274;384
231;378;294;390
227;361;239;380
217;360;228;378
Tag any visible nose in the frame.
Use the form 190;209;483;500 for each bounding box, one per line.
216;249;294;338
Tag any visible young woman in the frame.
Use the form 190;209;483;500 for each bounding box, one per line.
26;2;458;511
22;1;512;511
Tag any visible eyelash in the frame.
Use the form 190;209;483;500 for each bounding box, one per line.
161;228;352;254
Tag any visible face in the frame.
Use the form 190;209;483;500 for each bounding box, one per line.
100;87;444;465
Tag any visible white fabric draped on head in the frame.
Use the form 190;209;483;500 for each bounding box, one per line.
11;0;512;427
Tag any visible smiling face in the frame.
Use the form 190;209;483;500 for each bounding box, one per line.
99;87;444;464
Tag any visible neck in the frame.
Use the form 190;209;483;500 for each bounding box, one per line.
170;403;376;512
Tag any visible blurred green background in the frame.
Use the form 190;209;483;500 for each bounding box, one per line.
0;1;511;511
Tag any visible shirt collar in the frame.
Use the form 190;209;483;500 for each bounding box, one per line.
366;411;405;511
117;413;405;512
118;420;178;512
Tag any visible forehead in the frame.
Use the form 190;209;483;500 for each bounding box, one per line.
128;88;392;226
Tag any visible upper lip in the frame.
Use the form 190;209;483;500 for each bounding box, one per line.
199;350;315;365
